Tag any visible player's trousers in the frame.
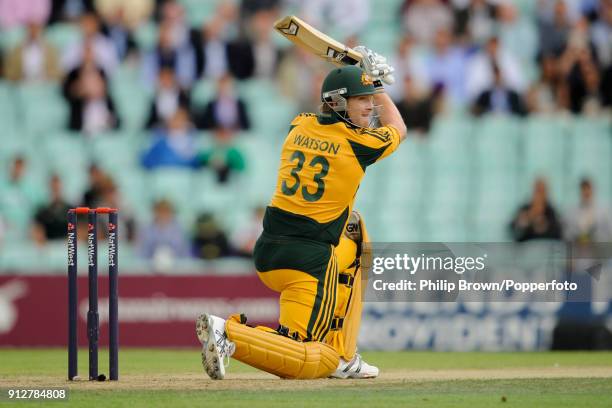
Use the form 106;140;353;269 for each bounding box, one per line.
256;234;362;360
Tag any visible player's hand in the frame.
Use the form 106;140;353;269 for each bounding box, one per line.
354;45;395;85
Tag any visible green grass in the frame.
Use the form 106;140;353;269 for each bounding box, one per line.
59;379;612;408
0;349;611;407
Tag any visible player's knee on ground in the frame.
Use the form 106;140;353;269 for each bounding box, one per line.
225;314;340;379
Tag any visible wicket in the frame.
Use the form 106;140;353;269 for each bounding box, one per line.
67;207;119;381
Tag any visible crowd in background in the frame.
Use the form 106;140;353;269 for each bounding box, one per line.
391;0;612;133
1;0;610;126
510;177;612;243
0;0;611;267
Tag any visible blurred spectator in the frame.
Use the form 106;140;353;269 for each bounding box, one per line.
471;63;527;117
62;44;120;133
62;12;119;75
159;0;190;48
421;27;469;106
231;206;265;257
48;0;96;24
194;74;250;130
225;35;256;80
565;179;612;243
397;75;438;134
558;18;602;114
231;7;293;80
81;163;109;207
141;107;198;170
142;19;196;89
0;156;44;239
95;0;153;30
601;65;612;109
190;18;230;79
0;0;50;28
537;0;572;57
192;212;231;259
240;0;280;19
97;3;141;61
465;36;527;102
537;0;582;27
453;0;497;46
591;0;612;68
247;10;285;79
510;178;563;242
401;0;453;46
592;0;612;107
301;0;369;40
95;176;137;242
195;128;246;184
145;67;191;129
277;47;327;111
138;199;191;265
188;1;239;78
387;35;428;102
526;54;566;114
4;22;61;82
31;174;73;244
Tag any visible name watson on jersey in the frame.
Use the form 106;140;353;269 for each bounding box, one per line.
293;134;340;155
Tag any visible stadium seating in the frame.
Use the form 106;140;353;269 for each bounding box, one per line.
1;0;611;270
2;71;610;267
191;78;216;106
16;83;68;136
46;23;81;50
110;66;151;130
568;118;612;204
520;116;569;206
179;0;220;27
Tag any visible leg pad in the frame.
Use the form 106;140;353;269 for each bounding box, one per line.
225;314;339;379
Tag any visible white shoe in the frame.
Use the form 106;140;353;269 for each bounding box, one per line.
195;313;235;380
330;353;379;379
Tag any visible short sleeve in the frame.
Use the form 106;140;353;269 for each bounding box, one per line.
347;125;401;171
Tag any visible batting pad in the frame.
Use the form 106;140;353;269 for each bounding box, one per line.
327;210;370;360
225;314;340;379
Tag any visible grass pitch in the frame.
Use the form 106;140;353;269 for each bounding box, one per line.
1;349;611;407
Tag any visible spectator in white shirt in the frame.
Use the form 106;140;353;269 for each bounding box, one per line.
401;0;453;46
62;12;119;76
465;36;527;102
301;0;370;39
565;179;612;244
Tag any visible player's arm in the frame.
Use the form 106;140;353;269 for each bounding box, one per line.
354;46;407;142
374;91;407;142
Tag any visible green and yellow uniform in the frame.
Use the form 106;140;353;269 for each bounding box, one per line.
222;65;403;379
254;112;401;343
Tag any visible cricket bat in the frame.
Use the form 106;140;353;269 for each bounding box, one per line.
273;15;363;67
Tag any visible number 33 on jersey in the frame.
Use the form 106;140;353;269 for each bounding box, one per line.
270;113;401;227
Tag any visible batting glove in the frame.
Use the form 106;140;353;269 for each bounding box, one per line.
354;45;395;85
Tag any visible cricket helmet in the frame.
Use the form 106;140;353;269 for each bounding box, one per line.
321;65;377;105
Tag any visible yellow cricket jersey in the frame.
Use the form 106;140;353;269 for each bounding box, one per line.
263;112;401;246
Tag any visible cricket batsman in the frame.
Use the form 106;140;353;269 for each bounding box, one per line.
196;47;407;380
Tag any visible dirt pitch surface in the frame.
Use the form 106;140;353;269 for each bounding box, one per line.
3;367;612;391
2;351;611;407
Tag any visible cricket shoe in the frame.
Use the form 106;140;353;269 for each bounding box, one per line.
195;313;235;380
330;353;379;379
